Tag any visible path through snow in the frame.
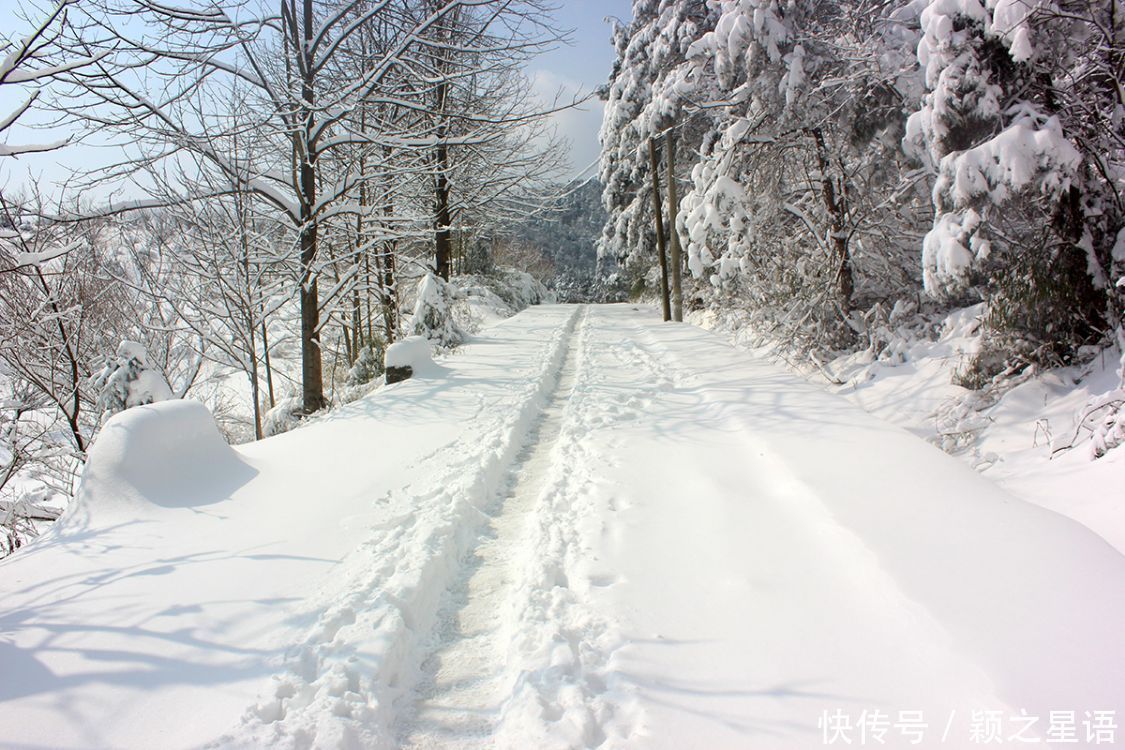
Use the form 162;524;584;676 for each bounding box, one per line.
399;308;586;747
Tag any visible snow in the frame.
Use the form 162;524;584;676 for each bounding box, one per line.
2;304;1123;748
6;244;74;268
940;115;1080;207
77;399;247;519
798;304;1125;556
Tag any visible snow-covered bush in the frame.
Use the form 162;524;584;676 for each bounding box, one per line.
1090;321;1125;459
1091;400;1125;459
346;341;385;387
410;273;465;349
90;341;173;419
263;396;303;438
1;486;59;557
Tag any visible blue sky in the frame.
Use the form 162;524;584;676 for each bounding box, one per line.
531;0;634;177
0;0;634;192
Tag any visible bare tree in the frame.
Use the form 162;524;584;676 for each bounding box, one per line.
50;0;493;414
0;0;102;158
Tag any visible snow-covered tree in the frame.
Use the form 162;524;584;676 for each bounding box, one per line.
410;273;464;349
0;0;99;159
346;341;385;387
90;341;173;418
598;0;716;298
908;0;1123;376
668;0;929;347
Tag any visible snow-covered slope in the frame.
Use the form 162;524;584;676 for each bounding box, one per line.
1;305;1121;749
822;306;1125;556
691;304;1125;557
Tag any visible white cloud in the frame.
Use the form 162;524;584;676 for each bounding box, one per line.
528;68;604;179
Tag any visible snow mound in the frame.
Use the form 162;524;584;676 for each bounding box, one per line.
385;336;436;374
69;399;253;524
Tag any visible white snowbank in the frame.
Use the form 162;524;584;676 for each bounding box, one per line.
548;306;1125;747
69;399;251;523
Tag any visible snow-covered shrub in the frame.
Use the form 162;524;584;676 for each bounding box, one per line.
90;341;173;419
410;273;465;349
463;241;494;276
448;268;552;334
263;396;303;438
346;341;385;387
1089;323;1125;459
1;486;59;558
1090;400;1125;459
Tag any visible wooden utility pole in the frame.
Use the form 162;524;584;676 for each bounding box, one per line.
666;129;684;322
648;137;672;321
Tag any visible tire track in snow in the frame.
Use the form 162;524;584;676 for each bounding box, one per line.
397;306;609;748
491;308;640;749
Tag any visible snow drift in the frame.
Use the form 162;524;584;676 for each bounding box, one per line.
70;400;255;523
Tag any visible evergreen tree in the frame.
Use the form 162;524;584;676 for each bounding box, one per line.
91;341;173;419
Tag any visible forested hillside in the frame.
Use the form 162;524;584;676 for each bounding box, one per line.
500;178;606;301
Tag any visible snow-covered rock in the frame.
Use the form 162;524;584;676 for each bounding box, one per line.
384;336;433;371
384;336;435;383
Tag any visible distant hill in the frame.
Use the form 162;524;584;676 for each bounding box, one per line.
504;179;605;300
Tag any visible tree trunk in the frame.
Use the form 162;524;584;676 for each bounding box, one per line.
241;219;263;440
434;139;452;280
298;0;326;414
34;267;86;454
648;137;672;321
666;129;684;323
248;337;263;440
383;242;397;341
809;128;854;313
261;318;275;409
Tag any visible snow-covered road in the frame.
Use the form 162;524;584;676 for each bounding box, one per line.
2;305;1122;749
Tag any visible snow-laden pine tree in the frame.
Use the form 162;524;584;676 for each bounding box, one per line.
91;341;173;419
347;342;385;387
907;0;1124;380
410;274;465;350
598;0;718;296
675;0;928;348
